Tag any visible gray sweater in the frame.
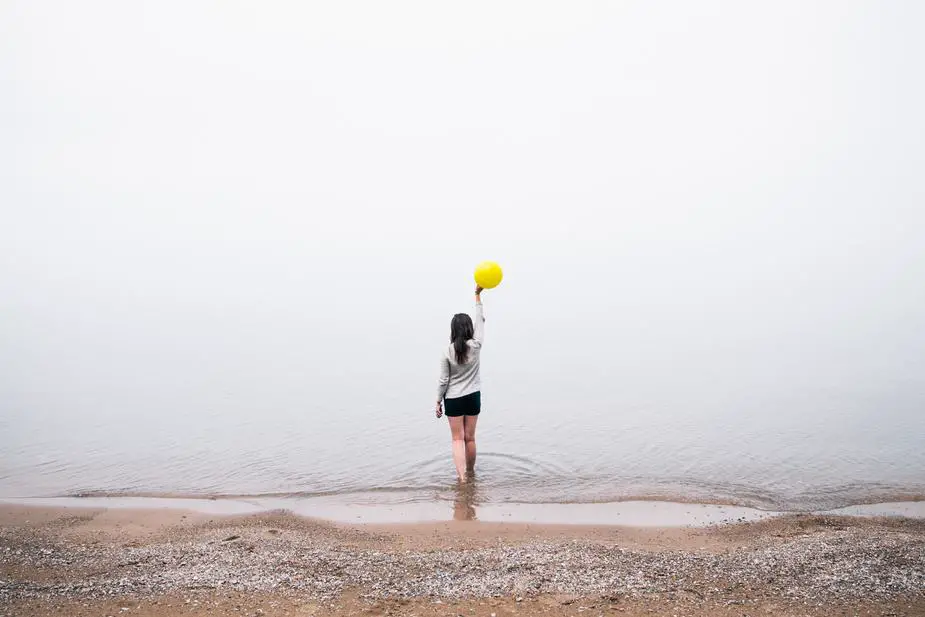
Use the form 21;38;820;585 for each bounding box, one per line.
437;302;485;400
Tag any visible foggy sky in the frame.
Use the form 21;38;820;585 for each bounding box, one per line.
2;1;924;422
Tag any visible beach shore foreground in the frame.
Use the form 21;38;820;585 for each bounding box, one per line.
2;504;924;616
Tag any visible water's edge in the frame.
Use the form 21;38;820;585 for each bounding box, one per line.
2;495;923;527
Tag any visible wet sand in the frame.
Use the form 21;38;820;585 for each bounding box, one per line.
5;494;924;525
0;495;784;526
2;502;925;616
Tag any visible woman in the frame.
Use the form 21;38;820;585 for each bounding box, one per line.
436;285;486;483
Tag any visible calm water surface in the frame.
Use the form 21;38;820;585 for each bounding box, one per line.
3;364;923;510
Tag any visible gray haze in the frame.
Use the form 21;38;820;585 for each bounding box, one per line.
2;2;924;507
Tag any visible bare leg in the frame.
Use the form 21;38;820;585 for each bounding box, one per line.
447;416;467;482
463;414;478;471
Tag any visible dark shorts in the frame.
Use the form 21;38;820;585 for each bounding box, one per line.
444;391;481;417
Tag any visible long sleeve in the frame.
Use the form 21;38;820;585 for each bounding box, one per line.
437;354;450;400
472;302;485;346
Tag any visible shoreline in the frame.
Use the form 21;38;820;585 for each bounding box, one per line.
2;494;925;527
2;502;925;616
13;485;925;510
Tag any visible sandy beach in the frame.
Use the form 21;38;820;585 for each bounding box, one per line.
2;504;924;616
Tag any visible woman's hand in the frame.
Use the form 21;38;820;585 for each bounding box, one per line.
435;400;443;418
475;285;483;297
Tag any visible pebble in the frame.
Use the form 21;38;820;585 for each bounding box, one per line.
1;519;923;605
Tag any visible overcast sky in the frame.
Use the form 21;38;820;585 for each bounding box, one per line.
2;1;924;416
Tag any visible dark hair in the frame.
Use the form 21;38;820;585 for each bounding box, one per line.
450;313;475;364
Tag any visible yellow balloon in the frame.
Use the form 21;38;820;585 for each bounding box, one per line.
474;261;503;289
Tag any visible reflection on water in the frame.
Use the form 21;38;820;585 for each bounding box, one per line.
3;383;925;510
453;475;480;521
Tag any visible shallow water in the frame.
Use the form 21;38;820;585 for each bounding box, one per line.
3;366;924;510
